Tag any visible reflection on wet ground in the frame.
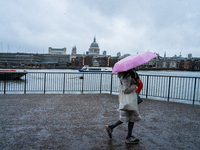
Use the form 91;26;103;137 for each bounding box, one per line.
0;94;200;149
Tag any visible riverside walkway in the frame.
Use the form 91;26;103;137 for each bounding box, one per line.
0;94;200;150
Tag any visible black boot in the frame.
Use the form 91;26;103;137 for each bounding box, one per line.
106;120;123;138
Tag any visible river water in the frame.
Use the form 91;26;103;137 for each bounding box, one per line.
9;69;200;77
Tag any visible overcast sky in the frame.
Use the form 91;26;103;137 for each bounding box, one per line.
1;0;200;57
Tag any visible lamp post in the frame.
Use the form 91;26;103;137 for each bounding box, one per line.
107;56;110;67
82;56;85;66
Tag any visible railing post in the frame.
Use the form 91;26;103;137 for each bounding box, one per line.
81;73;84;94
44;73;46;94
110;74;113;94
24;73;26;94
100;73;102;94
146;75;149;99
167;76;171;102
63;73;65;94
4;73;6;94
193;78;197;105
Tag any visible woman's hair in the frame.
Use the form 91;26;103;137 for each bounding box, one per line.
122;68;139;80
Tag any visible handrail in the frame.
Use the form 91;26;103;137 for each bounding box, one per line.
0;72;199;104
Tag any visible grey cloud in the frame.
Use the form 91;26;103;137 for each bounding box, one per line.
0;0;200;57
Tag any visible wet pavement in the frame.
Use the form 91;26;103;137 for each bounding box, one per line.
0;94;200;150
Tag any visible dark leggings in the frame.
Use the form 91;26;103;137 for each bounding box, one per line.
127;122;134;139
109;120;123;129
109;120;134;139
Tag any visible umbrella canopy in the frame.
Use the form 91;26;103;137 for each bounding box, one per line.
112;51;158;74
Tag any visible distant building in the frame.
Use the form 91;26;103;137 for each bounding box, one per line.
88;37;100;56
71;46;77;55
0;52;70;69
93;60;99;66
71;55;118;67
48;47;66;55
194;59;200;70
103;50;107;56
188;53;192;59
179;52;182;57
123;53;130;57
117;52;121;57
180;60;194;70
109;57;119;67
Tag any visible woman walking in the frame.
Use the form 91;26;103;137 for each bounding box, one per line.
106;68;141;144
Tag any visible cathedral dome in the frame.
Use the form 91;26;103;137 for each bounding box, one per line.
90;37;99;47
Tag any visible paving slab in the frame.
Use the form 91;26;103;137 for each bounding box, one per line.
0;94;200;150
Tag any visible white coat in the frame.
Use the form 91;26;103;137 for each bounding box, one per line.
118;73;141;121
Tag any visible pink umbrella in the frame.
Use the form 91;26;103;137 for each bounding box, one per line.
112;51;158;74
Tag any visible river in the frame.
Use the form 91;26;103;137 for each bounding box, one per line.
7;69;200;77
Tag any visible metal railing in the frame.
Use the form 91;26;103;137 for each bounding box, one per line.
139;75;200;104
0;72;200;104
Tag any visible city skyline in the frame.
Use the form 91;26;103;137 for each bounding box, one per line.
1;0;200;57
